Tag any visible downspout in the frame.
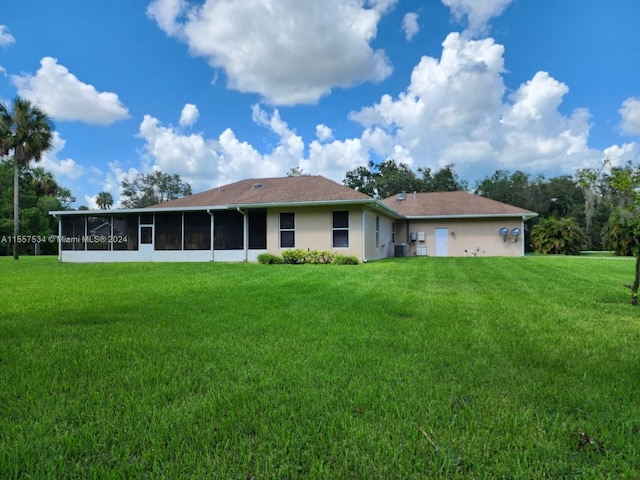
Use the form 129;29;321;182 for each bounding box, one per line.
237;207;248;262
207;209;214;262
521;217;525;257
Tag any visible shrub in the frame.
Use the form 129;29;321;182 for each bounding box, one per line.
332;254;359;265
306;250;335;264
257;253;284;264
282;249;307;264
531;217;587;255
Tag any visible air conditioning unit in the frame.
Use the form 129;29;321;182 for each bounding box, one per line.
394;243;407;257
416;247;427;256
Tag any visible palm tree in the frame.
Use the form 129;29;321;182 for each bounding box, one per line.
0;97;54;259
96;191;113;210
30;166;58;197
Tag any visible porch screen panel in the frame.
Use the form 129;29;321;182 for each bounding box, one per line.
248;209;267;249
155;213;182;250
184;212;211;250
87;216;110;250
61;215;86;251
214;210;243;250
112;214;138;250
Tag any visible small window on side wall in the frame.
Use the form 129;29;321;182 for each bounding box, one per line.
333;210;349;248
280;212;295;248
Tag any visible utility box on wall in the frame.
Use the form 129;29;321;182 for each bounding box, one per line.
418;231;425;242
416;246;427;256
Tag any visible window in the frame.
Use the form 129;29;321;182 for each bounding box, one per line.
249;209;267;249
391;222;395;244
280;212;295;248
155;213;182;250
184;212;211;250
375;216;380;248
332;210;349;248
214;210;243;250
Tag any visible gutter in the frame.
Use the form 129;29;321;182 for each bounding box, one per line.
402;213;539;220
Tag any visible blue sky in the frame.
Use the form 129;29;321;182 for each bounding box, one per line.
1;0;639;207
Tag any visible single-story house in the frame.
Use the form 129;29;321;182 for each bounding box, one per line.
49;175;537;262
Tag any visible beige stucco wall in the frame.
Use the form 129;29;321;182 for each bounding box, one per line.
363;210;396;261
265;206;365;259
394;218;526;257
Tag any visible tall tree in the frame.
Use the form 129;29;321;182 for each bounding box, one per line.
422;164;468;192
344;161;468;198
121;170;192;208
0;160;70;256
95;191;113;210
0;97;54;259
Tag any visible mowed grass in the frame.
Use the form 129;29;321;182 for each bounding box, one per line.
1;256;639;479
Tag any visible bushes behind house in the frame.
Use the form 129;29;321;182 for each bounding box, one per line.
257;250;359;265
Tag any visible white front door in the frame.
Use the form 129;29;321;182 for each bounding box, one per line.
434;228;448;257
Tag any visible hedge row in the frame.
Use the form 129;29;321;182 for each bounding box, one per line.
257;250;359;265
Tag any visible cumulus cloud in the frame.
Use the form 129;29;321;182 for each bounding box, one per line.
350;32;602;181
32;132;84;180
179;103;199;127
0;25;15;46
12;57;129;125
147;0;395;105
441;0;512;36
316;124;333;142
402;12;419;41
619;97;640;136
132;30;629;193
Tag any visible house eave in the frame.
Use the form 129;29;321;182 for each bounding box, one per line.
403;213;538;220
49;205;230;216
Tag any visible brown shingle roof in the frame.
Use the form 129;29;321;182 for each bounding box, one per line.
150;175;373;208
381;191;536;218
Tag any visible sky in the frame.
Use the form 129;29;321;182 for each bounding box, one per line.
1;0;639;208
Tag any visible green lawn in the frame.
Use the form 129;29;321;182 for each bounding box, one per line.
1;256;639;479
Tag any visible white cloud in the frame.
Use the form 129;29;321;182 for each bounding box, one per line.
441;0;512;36
147;0;395;105
179;103;199;127
12;57;129;125
0;25;15;46
603;143;640;166
316;124;333;142
350;32;602;181
34;132;83;180
133;30;627;192
402;12;419;41
619;97;640;136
